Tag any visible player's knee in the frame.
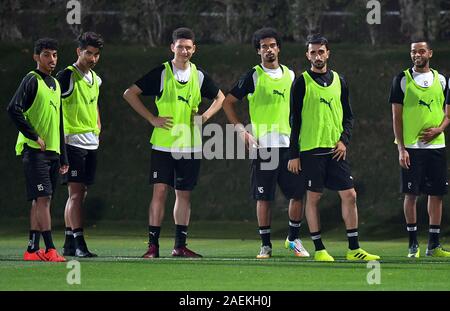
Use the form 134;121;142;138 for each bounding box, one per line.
342;189;357;204
289;198;302;207
69;191;84;203
404;194;418;203
36;196;51;204
153;183;168;191
175;190;191;203
307;192;322;204
150;189;167;208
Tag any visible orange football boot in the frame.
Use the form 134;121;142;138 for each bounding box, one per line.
23;249;47;261
44;249;66;262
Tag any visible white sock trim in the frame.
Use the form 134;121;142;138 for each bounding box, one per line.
289;221;301;228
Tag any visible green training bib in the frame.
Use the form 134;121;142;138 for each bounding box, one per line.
299;70;343;151
247;65;292;139
15;71;62;155
150;62;202;150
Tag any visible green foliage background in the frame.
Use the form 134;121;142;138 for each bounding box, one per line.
2;42;450;231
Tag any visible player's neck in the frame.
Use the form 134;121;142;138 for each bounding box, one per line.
311;65;327;74
36;66;51;76
172;59;189;70
262;61;279;70
413;65;431;74
75;61;90;74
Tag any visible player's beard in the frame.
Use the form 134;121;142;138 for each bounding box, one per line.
265;53;276;63
43;61;56;74
414;58;428;69
312;59;326;70
84;58;97;69
81;58;96;70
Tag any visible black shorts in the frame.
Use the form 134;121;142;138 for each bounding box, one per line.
61;144;97;185
22;145;60;201
401;148;448;196
301;149;354;193
251;148;306;201
149;149;201;191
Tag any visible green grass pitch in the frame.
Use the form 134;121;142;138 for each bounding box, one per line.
1;233;450;291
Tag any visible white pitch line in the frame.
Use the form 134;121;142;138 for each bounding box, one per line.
1;256;450;264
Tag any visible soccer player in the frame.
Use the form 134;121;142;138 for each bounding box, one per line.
223;27;309;259
390;40;450;258
7;38;68;262
123;27;224;258
57;32;104;258
288;34;380;262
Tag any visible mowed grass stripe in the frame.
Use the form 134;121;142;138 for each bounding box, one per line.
1;236;450;290
2;255;450;265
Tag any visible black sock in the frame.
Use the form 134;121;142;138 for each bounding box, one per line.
148;226;161;246
73;228;87;250
27;230;40;252
259;226;272;247
406;223;418;247
428;225;441;250
310;231;325;251
63;227;74;249
346;228;360;250
41;231;55;251
175;225;188;249
288;219;301;241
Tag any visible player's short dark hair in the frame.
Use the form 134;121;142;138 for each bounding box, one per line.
306;34;329;50
252;27;281;50
78;32;104;50
411;39;432;50
34;38;58;54
172;27;195;43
